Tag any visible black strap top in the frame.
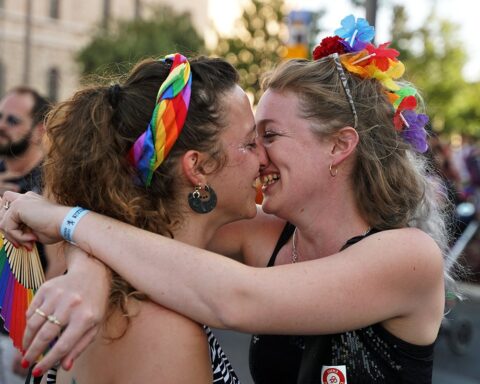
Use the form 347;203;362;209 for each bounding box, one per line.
249;223;435;384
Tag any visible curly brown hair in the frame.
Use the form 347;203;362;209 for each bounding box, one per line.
43;56;239;335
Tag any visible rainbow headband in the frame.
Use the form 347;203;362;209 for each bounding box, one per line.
128;53;192;185
312;15;429;153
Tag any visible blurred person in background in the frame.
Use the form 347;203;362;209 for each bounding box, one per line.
0;86;50;384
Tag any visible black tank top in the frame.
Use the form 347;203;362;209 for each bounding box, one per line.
249;223;435;384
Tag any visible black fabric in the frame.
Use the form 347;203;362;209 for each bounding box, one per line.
249;224;435;384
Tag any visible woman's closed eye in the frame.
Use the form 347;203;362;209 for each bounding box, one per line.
261;131;279;144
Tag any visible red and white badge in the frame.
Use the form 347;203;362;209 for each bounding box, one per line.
321;365;347;384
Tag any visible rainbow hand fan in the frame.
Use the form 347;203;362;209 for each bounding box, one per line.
0;234;45;351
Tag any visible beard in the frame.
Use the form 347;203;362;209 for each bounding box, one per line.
0;129;33;157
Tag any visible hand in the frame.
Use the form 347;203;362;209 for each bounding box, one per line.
22;245;111;374
0;191;69;248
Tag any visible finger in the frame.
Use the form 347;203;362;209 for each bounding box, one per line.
58;326;99;371
23;319;62;367
25;291;46;320
23;297;48;350
1;190;22;201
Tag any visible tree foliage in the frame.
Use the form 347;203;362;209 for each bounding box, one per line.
390;6;480;135
77;6;205;78
214;0;287;103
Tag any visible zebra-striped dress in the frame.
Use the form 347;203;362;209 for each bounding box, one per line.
43;325;240;384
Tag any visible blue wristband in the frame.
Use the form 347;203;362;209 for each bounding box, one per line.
60;207;90;243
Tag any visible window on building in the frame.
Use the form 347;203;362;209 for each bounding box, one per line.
47;67;60;102
49;0;60;19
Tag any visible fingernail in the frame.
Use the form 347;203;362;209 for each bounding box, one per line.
21;359;29;368
65;359;74;371
32;367;42;377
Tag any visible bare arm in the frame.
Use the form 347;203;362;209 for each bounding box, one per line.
1;191;443;334
2;192;444;369
73;216;443;333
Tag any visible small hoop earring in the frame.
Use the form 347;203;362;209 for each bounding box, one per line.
329;163;338;177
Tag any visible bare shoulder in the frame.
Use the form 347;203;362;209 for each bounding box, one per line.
59;300;212;383
111;300;212;383
209;205;286;266
358;228;445;343
364;227;443;271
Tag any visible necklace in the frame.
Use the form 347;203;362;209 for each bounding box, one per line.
291;226;371;264
291;227;299;263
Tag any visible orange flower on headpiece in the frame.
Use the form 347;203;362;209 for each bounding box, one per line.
340;50;371;77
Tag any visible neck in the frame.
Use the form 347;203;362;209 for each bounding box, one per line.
289;182;370;261
2;146;43;175
172;209;226;249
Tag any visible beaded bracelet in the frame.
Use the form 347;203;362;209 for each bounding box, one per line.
60;207;90;243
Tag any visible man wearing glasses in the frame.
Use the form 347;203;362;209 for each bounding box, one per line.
0;86;50;384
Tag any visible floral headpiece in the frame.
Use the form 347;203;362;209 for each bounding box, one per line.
312;15;429;153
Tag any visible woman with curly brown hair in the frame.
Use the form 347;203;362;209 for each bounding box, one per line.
1;16;453;384
10;54;266;383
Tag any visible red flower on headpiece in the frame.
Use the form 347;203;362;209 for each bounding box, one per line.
365;42;400;71
313;36;347;60
393;95;417;130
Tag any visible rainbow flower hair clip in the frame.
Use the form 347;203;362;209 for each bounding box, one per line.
128;53;192;185
313;15;429;153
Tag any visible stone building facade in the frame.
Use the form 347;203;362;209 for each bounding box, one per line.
0;0;209;101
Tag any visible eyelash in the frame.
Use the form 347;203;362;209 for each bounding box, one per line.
262;131;278;143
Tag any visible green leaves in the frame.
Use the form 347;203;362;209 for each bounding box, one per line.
77;6;205;79
391;5;480;134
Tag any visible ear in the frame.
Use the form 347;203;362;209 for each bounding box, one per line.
181;150;207;186
330;126;359;166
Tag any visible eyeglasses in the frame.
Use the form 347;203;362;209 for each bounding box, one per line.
0;112;23;127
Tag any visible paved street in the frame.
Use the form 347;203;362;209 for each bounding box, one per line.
214;284;480;384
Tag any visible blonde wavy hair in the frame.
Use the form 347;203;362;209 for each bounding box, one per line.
262;58;457;294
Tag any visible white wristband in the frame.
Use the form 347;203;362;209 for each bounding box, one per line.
60;207;90;243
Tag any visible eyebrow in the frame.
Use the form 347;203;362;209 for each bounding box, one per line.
255;118;275;129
